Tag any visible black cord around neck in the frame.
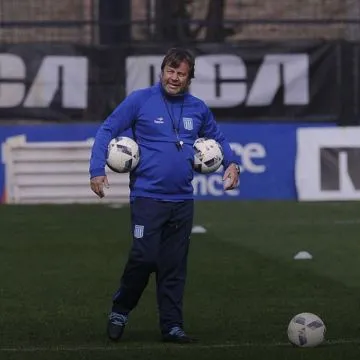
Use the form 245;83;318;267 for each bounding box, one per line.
162;95;185;145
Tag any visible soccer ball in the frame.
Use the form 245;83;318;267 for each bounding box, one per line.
106;137;140;173
287;313;326;348
193;138;224;174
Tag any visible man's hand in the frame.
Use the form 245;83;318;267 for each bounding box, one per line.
90;175;109;198
223;163;240;190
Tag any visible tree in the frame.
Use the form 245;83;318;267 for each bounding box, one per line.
154;0;231;43
98;0;131;44
204;0;234;41
154;0;193;42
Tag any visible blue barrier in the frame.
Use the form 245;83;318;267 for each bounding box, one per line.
0;122;334;202
193;123;335;200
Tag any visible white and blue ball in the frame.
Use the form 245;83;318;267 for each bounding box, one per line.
193;138;224;174
106;137;140;173
287;312;326;348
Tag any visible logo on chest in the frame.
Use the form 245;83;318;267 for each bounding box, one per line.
183;117;193;131
154;117;164;124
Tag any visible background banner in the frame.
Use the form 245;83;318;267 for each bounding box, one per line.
0;122;333;203
126;41;340;122
296;127;360;201
0;41;343;123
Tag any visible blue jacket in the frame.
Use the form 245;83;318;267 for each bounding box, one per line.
89;82;237;200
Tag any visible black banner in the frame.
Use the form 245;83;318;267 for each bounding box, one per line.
0;41;352;122
0;44;126;122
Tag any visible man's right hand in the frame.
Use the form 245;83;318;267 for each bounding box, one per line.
90;175;109;198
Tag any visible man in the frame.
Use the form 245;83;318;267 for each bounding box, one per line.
89;48;240;343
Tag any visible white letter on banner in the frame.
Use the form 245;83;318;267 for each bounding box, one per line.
192;176;207;196
0;54;26;107
126;56;162;95
24;56;88;108
246;54;309;106
230;142;266;173
296;127;360;201
207;175;224;196
190;55;247;107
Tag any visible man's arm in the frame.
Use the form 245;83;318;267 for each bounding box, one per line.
89;91;142;178
89;91;142;198
199;104;240;190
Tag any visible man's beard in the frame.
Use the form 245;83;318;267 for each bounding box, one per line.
161;77;189;95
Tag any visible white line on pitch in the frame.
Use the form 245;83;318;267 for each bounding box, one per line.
0;338;359;352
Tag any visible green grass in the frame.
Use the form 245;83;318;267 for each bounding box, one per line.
1;201;360;360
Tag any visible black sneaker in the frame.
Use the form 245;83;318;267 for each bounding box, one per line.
107;312;128;341
162;326;197;343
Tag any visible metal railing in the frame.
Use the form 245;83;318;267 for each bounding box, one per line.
1;0;360;44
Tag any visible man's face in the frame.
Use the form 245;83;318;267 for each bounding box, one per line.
161;61;191;95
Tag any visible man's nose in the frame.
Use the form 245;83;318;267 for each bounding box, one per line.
170;72;179;81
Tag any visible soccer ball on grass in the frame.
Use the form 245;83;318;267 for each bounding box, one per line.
193;138;224;174
106;137;140;173
287;312;326;348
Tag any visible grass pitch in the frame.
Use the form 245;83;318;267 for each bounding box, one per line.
1;201;360;360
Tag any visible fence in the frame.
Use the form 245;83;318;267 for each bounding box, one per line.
1;0;360;44
1;135;130;204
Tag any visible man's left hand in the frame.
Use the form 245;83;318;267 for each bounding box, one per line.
223;163;240;190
